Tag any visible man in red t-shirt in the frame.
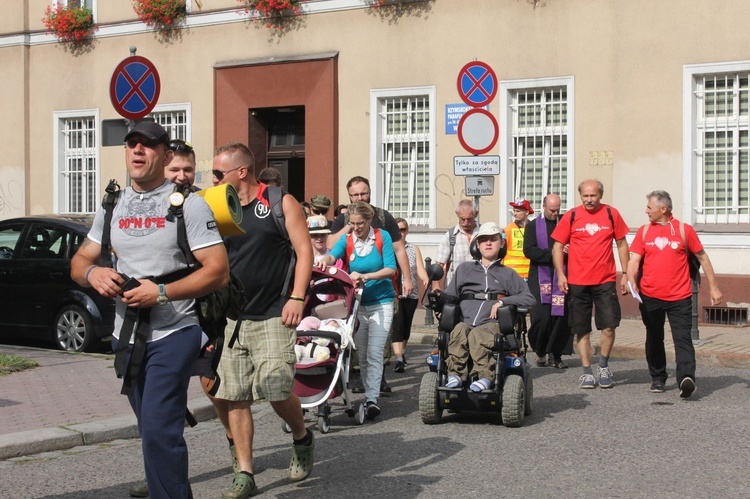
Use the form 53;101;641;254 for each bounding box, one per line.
551;179;630;389
626;190;722;398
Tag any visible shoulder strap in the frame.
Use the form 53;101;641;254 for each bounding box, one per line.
374;228;383;255
606;206;615;230
100;179;121;268
375;207;386;227
267;186;296;296
641;224;649;241
167;185;196;268
345;232;354;267
569;207;576;228
678;221;687;246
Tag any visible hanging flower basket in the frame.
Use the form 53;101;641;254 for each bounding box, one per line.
238;0;305;30
132;0;187;33
42;3;97;43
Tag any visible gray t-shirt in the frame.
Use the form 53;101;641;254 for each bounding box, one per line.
88;180;222;342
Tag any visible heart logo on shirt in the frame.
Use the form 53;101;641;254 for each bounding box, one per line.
585;223;599;236
654;237;669;250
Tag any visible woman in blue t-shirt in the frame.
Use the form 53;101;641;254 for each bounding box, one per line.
316;201;396;421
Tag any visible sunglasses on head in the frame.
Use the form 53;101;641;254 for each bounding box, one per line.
169;141;193;154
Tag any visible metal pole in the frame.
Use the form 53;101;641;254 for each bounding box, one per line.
424;257;434;326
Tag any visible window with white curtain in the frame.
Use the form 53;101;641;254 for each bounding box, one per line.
371;87;435;226
508;85;570;210
693;72;750;224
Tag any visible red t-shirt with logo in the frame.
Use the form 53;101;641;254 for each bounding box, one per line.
551;204;629;286
629;218;703;301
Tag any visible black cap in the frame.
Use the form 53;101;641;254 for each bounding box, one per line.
124;120;170;146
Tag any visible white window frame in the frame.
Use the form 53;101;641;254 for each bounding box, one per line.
56;0;98;23
53;109;100;214
499;76;575;225
148;102;192;143
369;86;436;227
684;60;750;225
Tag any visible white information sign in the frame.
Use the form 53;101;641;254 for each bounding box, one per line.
465;176;495;196
453;155;500;176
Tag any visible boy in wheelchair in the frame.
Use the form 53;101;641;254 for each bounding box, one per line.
435;222;536;391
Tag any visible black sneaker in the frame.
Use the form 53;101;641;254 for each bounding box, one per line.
402;353;407;365
350;373;364;394
679;377;696;398
365;401;381;420
394;360;405;373
650;380;666;393
380;377;392;394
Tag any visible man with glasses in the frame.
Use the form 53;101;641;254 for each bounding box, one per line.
433;199;479;291
71;120;229;498
211;142;314;498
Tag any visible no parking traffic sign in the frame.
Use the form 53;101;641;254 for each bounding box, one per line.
457;61;498;108
109;56;161;120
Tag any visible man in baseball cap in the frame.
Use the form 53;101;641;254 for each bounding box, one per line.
310;194;333;228
504;198;534;281
124;120;170;147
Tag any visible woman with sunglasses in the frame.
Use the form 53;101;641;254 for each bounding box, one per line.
316;201;396;420
392;218;429;373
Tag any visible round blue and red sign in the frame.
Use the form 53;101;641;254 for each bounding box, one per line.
109;56;161;120
457;61;498;108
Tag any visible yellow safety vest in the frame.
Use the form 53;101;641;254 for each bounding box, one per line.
503;223;530;278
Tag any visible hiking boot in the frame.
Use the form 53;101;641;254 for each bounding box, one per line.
380;377;392;394
365;400;381;420
394;360;405;373
579;373;596;389
128;480;148;498
598;366;614;388
221;473;258;499
650;380;666;393
679;377;696;398
288;430;315;481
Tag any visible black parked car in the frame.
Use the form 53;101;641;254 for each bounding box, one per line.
0;215;115;352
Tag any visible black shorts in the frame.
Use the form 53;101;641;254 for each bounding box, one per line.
391;298;419;343
568;282;621;335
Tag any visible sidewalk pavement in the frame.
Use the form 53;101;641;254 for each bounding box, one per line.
1;314;749;460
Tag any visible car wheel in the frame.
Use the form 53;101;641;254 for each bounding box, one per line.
54;304;96;352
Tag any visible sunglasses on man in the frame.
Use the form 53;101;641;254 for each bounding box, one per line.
212;165;246;181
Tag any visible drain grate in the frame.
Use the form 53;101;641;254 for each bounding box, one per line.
703;306;749;326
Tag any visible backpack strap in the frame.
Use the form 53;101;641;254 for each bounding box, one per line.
445;226;458;274
100;179;121;268
166;184;197;268
266;186;296;297
569;206;616;234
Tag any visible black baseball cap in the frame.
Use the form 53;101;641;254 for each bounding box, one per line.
124;120;170;146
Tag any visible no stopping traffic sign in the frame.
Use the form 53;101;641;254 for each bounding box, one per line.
110;56;161;120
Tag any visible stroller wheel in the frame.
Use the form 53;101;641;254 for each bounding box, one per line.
354;402;366;425
281;421;292;434
318;415;331;433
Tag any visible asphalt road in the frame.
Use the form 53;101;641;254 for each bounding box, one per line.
2;346;750;498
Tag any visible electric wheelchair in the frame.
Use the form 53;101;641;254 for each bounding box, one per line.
419;264;533;427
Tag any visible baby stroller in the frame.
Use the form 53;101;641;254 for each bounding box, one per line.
286;266;365;433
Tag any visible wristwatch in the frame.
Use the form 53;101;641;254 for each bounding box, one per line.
157;283;169;306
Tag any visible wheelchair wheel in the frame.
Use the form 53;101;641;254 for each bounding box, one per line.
501;374;525;427
524;374;534;416
419;371;443;424
281;421;292;433
354;402;366;425
318;415;331;434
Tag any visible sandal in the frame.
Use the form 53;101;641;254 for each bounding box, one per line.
288;430;315;482
446;375;462;388
469;377;492;392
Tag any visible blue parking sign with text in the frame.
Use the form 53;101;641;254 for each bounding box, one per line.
445;103;489;134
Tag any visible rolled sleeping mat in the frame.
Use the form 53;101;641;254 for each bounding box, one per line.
196;183;244;236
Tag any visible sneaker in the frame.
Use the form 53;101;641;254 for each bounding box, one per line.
536;355;548;367
365;400;381;420
552;359;569;369
679;377;696;398
650;380;666;393
579;373;596;389
394;360;405;373
350;372;365;394
222;473;259;499
288;430;315;481
128;480;148;498
402;353;407;365
380;377;392;394
597;366;614;388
